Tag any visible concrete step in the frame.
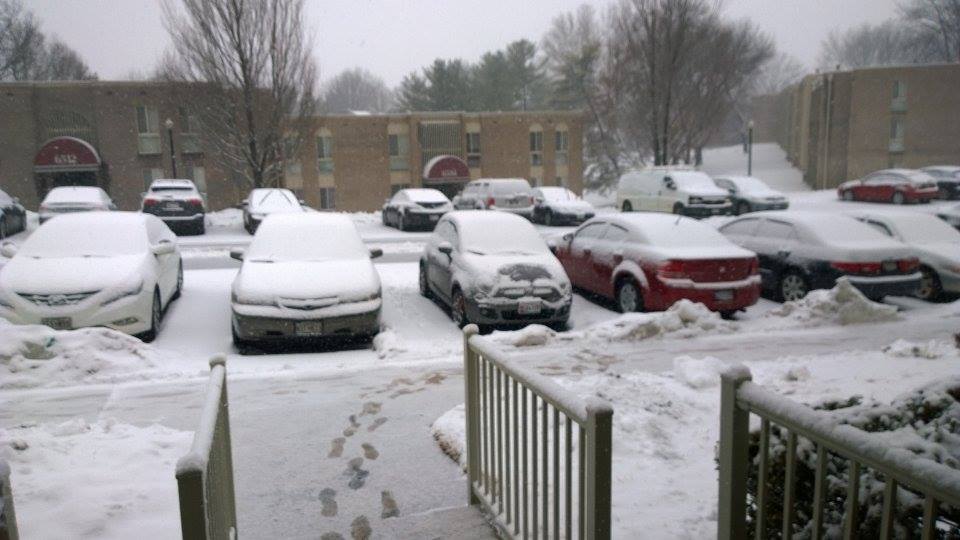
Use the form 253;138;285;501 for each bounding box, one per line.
378;504;498;539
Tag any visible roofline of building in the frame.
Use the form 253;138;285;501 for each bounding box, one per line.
315;110;585;119
811;61;960;77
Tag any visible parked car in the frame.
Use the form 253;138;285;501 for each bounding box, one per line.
381;188;452;231
243;188;305;234
0;212;182;342
229;213;383;348
141;179;206;235
921;166;960;200
0;187;27;239
617;168;732;217
552;214;759;315
851;211;960;301
419;211;572;329
39;186;116;224
712;175;789;215
531;187;595;226
452;178;535;218
837;169;939;204
718;211;920;301
936;203;960;230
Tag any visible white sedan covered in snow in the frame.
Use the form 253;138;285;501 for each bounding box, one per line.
0;212;182;341
230;213;383;348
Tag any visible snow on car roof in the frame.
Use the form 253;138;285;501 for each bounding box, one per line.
42;186;108;203
20;211;148;257
447;210;549;255
537;186;578;200
401;188;449;202
853;211;960;244
151;179;195;187
246;213;367;261
751;210;900;245
607;213;734;247
874;169;936;183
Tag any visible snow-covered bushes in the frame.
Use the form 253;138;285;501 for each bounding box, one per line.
744;378;960;538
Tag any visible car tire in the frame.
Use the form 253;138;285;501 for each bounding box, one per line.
779;270;809;302
172;262;184;300
544;210;554;226
195;220;205;235
672;203;684;215
917;266;942;302
451;288;469;328
231;323;255;354
381;211;388;226
892;191;905;205
419;263;432;299
842;190;854;201
139;289;162;343
0;217;7;240
737;201;751;216
622;201;633;213
615;279;643;313
397;213;405;231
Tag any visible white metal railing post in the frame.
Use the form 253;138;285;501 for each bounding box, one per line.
463;324;481;505
584;399;614;540
0;458;18;540
718;366;752;540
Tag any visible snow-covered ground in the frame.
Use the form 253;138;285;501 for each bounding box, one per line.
3;143;960;538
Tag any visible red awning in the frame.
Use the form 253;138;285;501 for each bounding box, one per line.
423;155;469;183
34;137;101;173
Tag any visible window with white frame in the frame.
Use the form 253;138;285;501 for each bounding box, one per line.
529;129;543;166
136;105;161;155
555;130;568;165
388;133;409;171
892;80;906;100
319;187;336;209
179;107;201;154
466;132;481;168
317;134;334;173
890;116;905;141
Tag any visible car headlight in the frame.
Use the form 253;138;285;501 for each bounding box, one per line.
689;197;703;205
497;287;527;298
366;290;381;301
231;290;275;306
101;280;144;306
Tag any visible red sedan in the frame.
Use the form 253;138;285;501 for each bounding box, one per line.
837;169;939;204
552;214;760;315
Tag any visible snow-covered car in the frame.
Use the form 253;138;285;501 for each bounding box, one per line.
936;203;960;230
553;214;759;315
0;212;182;342
719;211;920;301
381;188;452;231
141;179;206;235
229;213;383;348
531;186;595;226
419;211;572;329
39;186;116;224
242;188;305;234
712;175;789;215
452;178;535;218
921;165;960;200
851;211;960;301
617;168;732;217
0;187;27;239
837;169;939;204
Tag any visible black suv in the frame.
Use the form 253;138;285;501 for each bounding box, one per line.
141;179;206;235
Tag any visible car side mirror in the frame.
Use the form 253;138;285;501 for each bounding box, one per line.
438;241;453;255
152;241;176;256
562;233;573;243
546;238;559;252
229;248;245;261
369;247;383;259
0;241;18;258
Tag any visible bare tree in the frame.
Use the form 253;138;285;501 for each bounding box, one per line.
161;0;318;189
0;0;95;81
321;67;392;113
753;52;806;95
817;20;934;69
901;0;960;62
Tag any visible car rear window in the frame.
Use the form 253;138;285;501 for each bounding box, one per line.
490;180;532;195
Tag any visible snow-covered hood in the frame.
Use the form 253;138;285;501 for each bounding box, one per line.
742;188;786;201
548;199;594;213
684;185;729;198
234;258;380;304
459;252;570;294
0;254;148;294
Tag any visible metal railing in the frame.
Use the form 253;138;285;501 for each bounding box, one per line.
176;355;238;540
719;366;960;540
0;458;18;540
463;325;613;539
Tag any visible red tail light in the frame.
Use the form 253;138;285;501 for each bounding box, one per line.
898;258;919;273
657;260;687;279
187;197;203;207
486;197;496;207
143;198;158;208
830;261;881;275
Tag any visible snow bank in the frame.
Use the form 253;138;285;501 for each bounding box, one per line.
0;418;191;539
768;279;900;326
431;404;466;469
206;207;243;229
673;356;725;389
373;328;407;358
882;338;951;359
0;320;178;389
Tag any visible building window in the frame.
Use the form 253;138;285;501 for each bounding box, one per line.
317;135;334;173
179;107;202;154
391;183;411;196
190;166;206;193
892;80;906;100
529;130;543;166
889;116;905;153
388;133;409;171
319;187;336;209
556;176;565;187
141;167;163;191
466;132;481;168
136;105;161;155
555;130;568;166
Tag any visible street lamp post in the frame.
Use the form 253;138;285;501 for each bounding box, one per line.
164;118;178;178
747;120;754;176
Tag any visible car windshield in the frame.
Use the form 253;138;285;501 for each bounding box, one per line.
405;189;448;203
251;189;300;211
245;217;367;262
460;217;549;256
539;187;578;202
151;186;194;193
671;172;717;190
19;215;145;257
891;215;960;244
490;181;531;195
731;177;770;192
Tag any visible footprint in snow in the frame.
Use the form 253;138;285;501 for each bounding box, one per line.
367;417;388;432
328;437;345;458
319;488;338;517
381;490;400;519
351;515;372;540
346;457;369;489
361;442;379;460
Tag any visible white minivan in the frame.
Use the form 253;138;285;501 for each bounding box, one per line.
616;168;732;217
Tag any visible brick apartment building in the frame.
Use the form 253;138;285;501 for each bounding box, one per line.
0;81;584;212
751;63;960;189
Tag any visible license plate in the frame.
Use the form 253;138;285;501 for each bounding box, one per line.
429;215;439;221
517;299;542;315
882;261;896;272
714;290;734;302
295;321;323;336
42;317;72;330
164;203;183;211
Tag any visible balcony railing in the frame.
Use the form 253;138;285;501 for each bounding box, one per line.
889;139;905;153
463;325;613;539
389;155;409;171
138;133;162;155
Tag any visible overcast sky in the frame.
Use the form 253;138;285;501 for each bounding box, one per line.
27;0;900;87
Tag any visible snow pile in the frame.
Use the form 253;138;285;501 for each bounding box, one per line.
768;279;900;326
430;404;466;470
506;324;556;347
206;207;243;229
1;418;191;539
0;320;171;389
882;338;952;359
373;328;407;358
673;356;725;389
580;300;733;342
